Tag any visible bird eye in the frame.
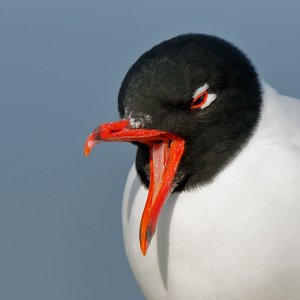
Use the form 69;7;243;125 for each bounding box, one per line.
190;91;208;109
191;83;217;110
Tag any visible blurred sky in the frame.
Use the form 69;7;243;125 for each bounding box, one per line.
1;0;300;299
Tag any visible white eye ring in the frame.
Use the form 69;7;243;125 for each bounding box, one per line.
193;83;217;110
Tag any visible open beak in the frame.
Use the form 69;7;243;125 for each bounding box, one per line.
84;119;185;255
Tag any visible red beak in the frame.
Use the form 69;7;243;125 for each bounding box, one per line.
84;119;185;255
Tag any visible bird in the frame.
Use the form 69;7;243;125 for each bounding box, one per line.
84;34;300;300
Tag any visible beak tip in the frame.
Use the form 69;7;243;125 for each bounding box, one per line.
140;242;149;256
139;224;154;256
84;144;91;157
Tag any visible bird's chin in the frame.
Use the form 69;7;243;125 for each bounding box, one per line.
84;119;185;255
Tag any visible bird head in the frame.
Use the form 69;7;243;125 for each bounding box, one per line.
84;34;262;255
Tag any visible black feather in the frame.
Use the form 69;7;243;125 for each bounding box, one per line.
118;33;262;191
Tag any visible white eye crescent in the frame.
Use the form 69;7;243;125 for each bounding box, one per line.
192;83;217;110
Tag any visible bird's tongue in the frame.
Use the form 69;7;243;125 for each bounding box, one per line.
152;142;169;199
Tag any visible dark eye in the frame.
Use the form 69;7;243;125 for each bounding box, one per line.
190;91;208;109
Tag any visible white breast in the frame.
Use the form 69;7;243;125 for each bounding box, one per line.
122;84;300;300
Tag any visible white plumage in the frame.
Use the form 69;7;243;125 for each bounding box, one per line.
122;83;300;300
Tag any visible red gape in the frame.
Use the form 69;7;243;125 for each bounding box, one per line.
84;119;185;255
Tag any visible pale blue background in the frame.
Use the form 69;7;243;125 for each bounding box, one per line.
1;0;300;299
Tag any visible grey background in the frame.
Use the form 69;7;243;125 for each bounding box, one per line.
1;0;300;299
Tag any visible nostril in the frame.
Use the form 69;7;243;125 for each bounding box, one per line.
110;128;122;133
104;119;129;134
